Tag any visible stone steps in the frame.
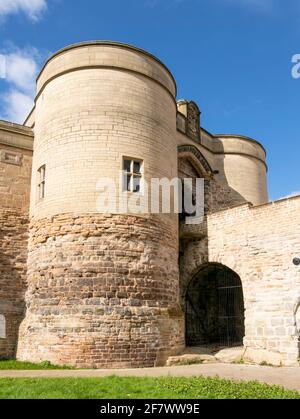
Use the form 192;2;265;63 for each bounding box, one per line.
166;346;245;366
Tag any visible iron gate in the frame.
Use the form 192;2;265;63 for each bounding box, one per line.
185;265;245;348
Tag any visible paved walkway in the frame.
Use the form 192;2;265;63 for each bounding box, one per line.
0;364;299;392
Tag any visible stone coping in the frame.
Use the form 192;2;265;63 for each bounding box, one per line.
215;133;267;156
0;120;34;151
36;40;177;95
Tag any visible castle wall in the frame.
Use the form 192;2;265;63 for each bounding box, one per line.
0;210;29;359
207;197;300;366
1;40;294;369
181;197;300;366
176;124;268;207
18;214;183;367
0;123;33;359
17;42;184;368
0;145;32;211
216;135;268;206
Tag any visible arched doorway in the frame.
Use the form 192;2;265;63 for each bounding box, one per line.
185;264;245;348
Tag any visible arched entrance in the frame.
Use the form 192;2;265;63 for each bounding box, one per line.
185;264;245;348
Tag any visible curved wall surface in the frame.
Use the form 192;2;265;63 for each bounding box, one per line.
17;42;184;368
215;135;268;206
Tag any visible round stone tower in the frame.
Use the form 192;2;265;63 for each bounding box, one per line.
216;134;268;206
17;41;184;368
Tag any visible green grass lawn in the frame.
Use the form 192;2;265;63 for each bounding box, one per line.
0;360;73;370
0;376;298;399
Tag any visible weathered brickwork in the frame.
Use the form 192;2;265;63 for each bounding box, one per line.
0;210;29;359
17;214;184;368
0;145;32;211
208;198;300;365
180;197;300;366
0;124;32;359
178;156;247;292
178;156;245;215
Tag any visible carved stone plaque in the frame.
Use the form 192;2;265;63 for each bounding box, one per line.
187;102;200;140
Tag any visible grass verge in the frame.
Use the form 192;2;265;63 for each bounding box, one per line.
0;376;298;399
0;360;73;370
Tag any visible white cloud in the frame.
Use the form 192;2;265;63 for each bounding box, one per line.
0;0;47;21
0;47;40;124
5;52;38;92
2;89;34;122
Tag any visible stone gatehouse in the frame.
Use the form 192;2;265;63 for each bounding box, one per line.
0;41;299;368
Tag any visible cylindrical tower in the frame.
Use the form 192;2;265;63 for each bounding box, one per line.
215;135;268;206
17;41;184;368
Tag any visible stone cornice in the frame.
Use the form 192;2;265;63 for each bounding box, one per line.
36;40;177;97
0;120;34;151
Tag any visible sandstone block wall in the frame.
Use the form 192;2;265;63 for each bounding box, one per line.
215;135;268;206
176;125;269;207
17;42;184;367
206;197;300;366
0;122;33;359
17;214;184;368
1;41;294;369
0;124;33;211
0;210;29;358
30;42;177;219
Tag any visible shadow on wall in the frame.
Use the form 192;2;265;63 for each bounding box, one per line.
177;140;249;348
0;211;28;359
178;141;247;302
294;298;300;339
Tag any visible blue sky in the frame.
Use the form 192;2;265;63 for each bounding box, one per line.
0;0;299;200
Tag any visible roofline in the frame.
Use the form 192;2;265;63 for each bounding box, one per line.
23;105;35;126
0;120;34;137
214;133;267;156
0;120;34;151
36;40;177;96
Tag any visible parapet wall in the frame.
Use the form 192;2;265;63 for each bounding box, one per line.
36;41;176;100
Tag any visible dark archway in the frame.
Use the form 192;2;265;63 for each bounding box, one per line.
185;264;245;348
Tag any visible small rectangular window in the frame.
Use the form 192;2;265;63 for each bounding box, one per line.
37;165;46;200
123;158;143;193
